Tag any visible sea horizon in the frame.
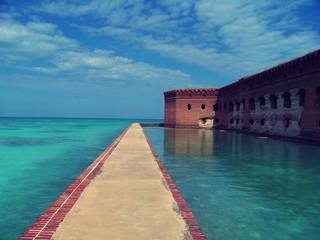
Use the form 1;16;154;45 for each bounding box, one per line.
0;116;164;121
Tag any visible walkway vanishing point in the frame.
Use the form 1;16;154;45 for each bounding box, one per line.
21;123;206;240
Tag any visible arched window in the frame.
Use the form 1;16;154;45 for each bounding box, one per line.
187;104;192;110
269;95;278;109
258;96;265;107
297;89;305;107
282;92;291;108
229;102;234;112
201;104;206;110
213;104;219;111
316;86;320;105
249;98;255;110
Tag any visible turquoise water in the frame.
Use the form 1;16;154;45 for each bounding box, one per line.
144;127;320;240
0;118;158;240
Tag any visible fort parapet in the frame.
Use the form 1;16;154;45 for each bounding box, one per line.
164;49;320;141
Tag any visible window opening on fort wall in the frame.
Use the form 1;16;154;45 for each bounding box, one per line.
270;95;278;109
316;86;320;105
249;98;255;110
236;102;240;111
298;89;305;107
187;104;192;110
282;92;291;108
229;102;234;112
258;97;265;108
201;104;206;110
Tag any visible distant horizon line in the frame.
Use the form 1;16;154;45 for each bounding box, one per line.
0;116;164;121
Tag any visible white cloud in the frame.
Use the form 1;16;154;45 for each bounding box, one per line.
31;49;192;88
0;16;78;63
65;0;320;78
2;0;319;86
0;12;194;90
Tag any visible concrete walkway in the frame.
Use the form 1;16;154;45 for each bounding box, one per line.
52;124;188;240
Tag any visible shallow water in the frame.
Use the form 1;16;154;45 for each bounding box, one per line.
144;127;320;240
0;118;158;239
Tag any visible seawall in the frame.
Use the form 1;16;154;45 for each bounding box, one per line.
20;123;205;240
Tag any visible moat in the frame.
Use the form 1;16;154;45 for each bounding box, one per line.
144;127;320;240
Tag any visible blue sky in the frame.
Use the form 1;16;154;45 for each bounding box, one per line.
0;0;319;119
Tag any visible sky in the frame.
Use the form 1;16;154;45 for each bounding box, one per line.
0;0;319;119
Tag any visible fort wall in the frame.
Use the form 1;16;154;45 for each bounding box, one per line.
164;88;218;128
164;49;320;141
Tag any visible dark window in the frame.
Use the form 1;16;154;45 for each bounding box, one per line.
249;119;254;125
236;119;240;124
258;96;265;107
316;86;320;105
284;118;291;128
203;94;206;97
229;102;234;112
189;94;192;97
282;92;291;108
213;104;219;111
224;103;227;110
230;118;234;124
242;100;245;110
215;118;219;124
260;119;265;126
298;89;305;107
201;104;206;110
187;104;192;110
249;98;255;110
270;95;278;109
236;102;240;111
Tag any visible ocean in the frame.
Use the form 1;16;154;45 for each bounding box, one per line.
2;118;320;239
0;118;158;239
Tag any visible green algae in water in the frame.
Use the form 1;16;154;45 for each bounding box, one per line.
144;127;320;240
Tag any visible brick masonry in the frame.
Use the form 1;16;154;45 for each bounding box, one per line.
164;49;320;141
164;88;218;128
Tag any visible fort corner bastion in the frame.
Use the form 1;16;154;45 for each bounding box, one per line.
164;49;320;141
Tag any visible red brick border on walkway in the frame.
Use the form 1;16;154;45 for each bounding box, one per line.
141;125;207;240
20;126;130;240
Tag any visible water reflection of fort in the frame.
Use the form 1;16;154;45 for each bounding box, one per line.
163;127;319;208
163;128;214;157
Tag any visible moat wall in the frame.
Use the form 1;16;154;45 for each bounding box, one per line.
164;49;320;141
